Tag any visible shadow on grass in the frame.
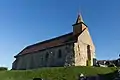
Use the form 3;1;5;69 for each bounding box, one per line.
82;70;118;80
97;70;118;80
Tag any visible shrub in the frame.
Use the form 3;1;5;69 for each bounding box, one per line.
0;67;8;71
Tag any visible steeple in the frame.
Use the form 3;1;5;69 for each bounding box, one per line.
75;14;84;24
73;13;87;35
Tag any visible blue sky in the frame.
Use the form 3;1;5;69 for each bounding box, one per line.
0;0;120;69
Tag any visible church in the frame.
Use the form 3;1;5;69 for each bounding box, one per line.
12;14;95;70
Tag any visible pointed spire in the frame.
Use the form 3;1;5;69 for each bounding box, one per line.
75;13;84;24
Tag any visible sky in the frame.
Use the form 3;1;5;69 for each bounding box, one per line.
0;0;120;69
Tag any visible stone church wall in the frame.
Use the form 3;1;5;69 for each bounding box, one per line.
13;43;74;70
74;28;95;66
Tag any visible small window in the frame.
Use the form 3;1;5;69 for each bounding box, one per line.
45;52;49;60
58;49;62;58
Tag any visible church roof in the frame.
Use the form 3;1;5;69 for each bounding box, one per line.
15;32;76;57
15;14;86;58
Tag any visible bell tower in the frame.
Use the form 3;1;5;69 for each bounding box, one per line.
72;14;87;35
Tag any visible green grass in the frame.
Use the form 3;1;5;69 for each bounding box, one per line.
0;66;117;80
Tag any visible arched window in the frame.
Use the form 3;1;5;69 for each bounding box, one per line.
45;52;49;60
87;45;91;60
58;49;62;58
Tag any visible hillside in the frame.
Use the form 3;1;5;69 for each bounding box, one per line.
0;66;117;80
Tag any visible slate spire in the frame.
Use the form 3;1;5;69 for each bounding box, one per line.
75;13;84;24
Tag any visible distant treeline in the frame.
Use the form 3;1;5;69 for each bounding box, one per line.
0;67;7;71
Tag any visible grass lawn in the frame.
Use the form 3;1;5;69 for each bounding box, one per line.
0;66;117;80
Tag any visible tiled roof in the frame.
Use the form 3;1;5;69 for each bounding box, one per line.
15;32;76;57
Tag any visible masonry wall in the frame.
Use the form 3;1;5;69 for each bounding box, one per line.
74;28;95;66
12;43;74;70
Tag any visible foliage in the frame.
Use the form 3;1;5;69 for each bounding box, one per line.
0;66;117;80
0;67;8;71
